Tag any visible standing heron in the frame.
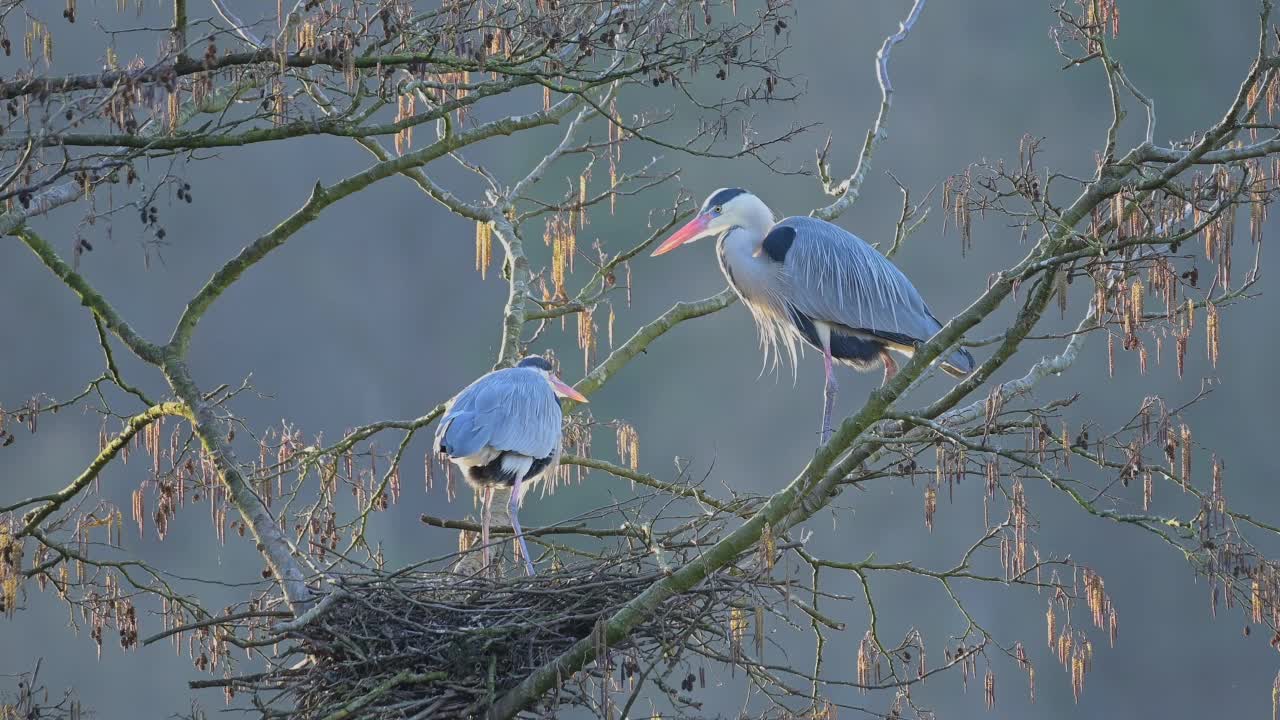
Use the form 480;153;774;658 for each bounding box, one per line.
652;188;974;443
435;355;587;576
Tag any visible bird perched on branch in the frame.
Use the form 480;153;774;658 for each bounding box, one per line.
435;355;587;576
652;188;974;443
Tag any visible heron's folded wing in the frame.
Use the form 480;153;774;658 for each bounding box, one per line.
774;217;944;347
485;374;561;459
436;369;560;460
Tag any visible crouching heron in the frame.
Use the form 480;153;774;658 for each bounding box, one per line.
653;188;974;443
435;355;587;575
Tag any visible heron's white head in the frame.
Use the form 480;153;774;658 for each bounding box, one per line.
651;188;774;256
517;355;589;402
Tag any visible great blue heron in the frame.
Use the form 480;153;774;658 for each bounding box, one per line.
435;355;587;576
652;188;975;443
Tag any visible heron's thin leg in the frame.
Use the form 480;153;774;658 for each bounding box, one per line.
508;476;536;576
881;351;898;386
480;486;493;576
821;346;838;445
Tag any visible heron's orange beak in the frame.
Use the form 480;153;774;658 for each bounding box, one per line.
550;375;589;403
651;214;710;257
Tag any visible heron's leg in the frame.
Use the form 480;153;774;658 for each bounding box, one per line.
881;350;899;386
480;486;493;575
821;346;838;445
508;476;536;576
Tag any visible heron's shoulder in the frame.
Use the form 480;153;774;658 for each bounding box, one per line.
751;217;864;263
493;365;545;383
759;224;796;263
773;217;873;256
451;367;545;406
481;365;546;386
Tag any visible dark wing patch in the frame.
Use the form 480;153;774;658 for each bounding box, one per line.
786;304;884;366
704;187;746;210
865;327;920;349
468;451;555;487
786;304;820;347
829;333;887;365
760;225;796;264
525;454;554;481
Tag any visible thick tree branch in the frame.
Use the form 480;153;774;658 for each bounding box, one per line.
172;0;188;60
492;217;535;369
13;228;164;364
160;355;314;611
0;182;87;236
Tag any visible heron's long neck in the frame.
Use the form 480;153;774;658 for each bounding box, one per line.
716;223;778;306
714;194;778;301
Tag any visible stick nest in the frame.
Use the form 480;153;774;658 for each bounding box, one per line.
261;554;759;718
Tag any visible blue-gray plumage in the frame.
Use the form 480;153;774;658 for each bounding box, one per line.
652;188;975;443
435;355;587;576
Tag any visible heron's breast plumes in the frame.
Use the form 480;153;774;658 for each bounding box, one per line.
716;229;805;375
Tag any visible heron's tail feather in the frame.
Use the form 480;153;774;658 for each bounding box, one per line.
940;347;976;378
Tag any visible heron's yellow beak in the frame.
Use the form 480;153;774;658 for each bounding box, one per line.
651;214;711;256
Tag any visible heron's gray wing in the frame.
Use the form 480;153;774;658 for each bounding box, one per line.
773;217;973;371
485;369;562;457
435;367;561;460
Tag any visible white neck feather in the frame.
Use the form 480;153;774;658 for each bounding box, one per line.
732;194;776;240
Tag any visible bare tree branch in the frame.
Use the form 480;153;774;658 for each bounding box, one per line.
813;0;927;222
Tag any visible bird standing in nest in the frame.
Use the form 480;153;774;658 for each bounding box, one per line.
652;188;975;443
435;355;587;576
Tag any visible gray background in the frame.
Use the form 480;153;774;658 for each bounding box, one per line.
2;1;1277;717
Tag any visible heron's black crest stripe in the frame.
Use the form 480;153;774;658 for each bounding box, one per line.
517;356;553;371
760;225;795;263
704;188;746;210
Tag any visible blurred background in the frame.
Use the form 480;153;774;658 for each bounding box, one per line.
2;1;1277;717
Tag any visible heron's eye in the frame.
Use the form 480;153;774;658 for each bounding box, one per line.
712;205;723;215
